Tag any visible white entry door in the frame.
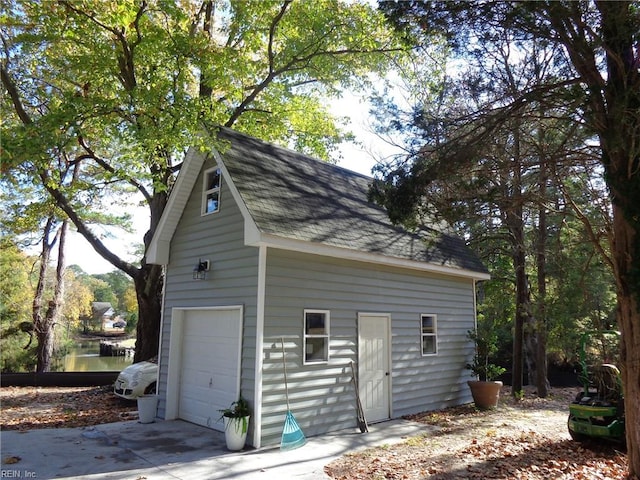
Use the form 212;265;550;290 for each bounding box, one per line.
358;313;391;422
178;307;242;432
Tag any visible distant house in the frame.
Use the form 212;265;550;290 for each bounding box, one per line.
91;302;115;331
147;127;489;448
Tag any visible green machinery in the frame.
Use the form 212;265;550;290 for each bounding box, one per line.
568;330;625;443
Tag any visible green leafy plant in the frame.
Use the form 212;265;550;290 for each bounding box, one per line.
466;322;506;382
219;397;251;434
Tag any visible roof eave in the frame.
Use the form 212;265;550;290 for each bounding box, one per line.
146;141;262;266
146;147;208;265
248;233;490;281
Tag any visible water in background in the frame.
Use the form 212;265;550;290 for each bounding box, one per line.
60;340;133;371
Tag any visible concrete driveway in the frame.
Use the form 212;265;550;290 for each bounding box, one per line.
0;418;429;479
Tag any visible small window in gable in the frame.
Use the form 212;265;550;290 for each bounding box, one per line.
421;314;438;355
202;167;221;215
303;310;330;364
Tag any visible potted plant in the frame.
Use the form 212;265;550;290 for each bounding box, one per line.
219;396;251;451
466;322;506;409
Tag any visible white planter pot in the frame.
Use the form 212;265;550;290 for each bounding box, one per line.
137;395;158;424
223;415;250;451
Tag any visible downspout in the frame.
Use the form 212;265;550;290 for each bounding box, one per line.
471;279;480;381
156;265;167;415
252;245;267;448
473;279;479;331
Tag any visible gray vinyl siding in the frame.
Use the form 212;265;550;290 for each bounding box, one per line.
259;248;476;446
157;157;259;423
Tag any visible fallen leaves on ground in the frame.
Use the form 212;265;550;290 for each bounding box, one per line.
0;385;138;431
0;385;633;479
325;387;631;480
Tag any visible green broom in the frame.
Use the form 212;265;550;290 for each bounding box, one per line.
280;338;306;451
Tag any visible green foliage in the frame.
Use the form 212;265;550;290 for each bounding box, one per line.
545;215;616;362
476;275;516;368
121;283;139;332
89;279;118;308
61;269;94;330
2;0;404;174
466;316;506;382
92;272;126;307
219;396;251;419
2;0;408;362
0;238;36;371
372;1;624;381
1;336;37;373
219;396;251;434
63;267;138;334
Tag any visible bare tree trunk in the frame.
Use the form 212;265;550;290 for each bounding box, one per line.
507;207;526;396
523;301;545;389
600;4;640;472
610;203;640;475
33;218;54;372
523;313;537;386
506;120;527;397
536;159;549;397
34;218;68;372
198;0;214;100
132;262;164;363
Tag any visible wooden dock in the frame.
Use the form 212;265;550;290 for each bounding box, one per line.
99;341;134;357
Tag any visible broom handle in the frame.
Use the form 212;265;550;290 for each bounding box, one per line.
282;338;291;410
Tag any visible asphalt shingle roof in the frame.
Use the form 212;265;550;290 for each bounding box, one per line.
218;127;488;275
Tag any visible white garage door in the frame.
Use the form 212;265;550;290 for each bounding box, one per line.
178;307;242;432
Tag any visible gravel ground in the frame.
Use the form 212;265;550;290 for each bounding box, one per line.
0;384;632;479
325;386;631;480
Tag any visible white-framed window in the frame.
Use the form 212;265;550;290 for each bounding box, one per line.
201;167;222;215
303;309;330;364
421;314;437;355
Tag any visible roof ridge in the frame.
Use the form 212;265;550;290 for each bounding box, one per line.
217;126;374;181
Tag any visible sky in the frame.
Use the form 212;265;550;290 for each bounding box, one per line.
64;92;405;275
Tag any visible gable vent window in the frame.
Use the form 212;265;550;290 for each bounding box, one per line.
303;310;330;364
421;314;438;356
202;167;221;215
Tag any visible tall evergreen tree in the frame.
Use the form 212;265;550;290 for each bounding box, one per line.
376;1;640;473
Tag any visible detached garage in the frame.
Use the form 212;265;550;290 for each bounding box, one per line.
163;307;243;432
147;127;489;448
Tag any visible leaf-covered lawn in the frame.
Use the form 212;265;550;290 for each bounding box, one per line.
325;387;632;480
0;385;138;430
0;385;633;479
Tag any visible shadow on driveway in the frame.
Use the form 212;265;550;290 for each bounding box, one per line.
1;418;428;479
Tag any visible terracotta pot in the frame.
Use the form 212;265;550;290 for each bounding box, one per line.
467;380;503;409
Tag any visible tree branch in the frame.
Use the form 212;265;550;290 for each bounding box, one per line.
226;40;402;127
59;0;146;91
267;1;293;75
76;136;153;204
40;171;139;278
554;169;615;272
1;64;32;125
198;1;214;99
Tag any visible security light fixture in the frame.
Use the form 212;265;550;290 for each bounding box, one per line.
193;259;210;280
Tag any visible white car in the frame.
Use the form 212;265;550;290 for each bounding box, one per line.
114;361;158;400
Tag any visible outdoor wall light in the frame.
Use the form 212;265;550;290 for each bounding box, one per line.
193;259;210;280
